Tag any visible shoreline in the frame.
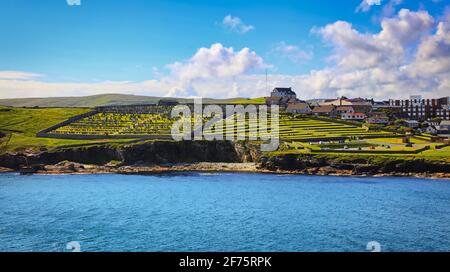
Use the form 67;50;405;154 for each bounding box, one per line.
1;163;449;179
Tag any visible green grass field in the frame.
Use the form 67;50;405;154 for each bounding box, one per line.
1;106;449;163
0;106;138;152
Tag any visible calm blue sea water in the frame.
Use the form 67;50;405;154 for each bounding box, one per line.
0;173;449;252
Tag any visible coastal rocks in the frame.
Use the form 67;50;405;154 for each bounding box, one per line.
0;140;247;170
258;155;327;171
0;166;13;173
1;140;449;178
257;154;450;177
119;141;241;164
0;153;28;170
233;141;262;163
36;146;123;166
352;165;380;175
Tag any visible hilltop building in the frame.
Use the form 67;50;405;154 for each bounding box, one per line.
341;112;366;121
336;106;355;115
286;102;311;114
266;87;298;109
405;120;420;128
389;96;450;120
312;105;337;117
270;87;297;100
366;112;389;124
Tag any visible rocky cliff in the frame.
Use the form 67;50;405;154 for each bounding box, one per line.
0;140;448;177
258;154;450;176
0;140;256;170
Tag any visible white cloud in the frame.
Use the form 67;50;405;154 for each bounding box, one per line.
273;42;313;63
222;15;254;34
165;43;268;96
407;12;450;76
300;8;447;99
0;71;42;80
380;0;404;18
356;0;382;13
316;9;434;70
66;0;81;6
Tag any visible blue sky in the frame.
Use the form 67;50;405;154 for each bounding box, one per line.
0;0;449;99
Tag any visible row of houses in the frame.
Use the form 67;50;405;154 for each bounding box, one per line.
265;88;389;124
266;87;450;122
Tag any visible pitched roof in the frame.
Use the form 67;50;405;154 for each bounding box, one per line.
287;103;310;110
312;105;336;113
336;106;354;111
320;98;372;106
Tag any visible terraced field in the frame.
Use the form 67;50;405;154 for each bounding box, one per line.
46;111;396;141
52;113;176;137
277;117;394;141
49;112;210;138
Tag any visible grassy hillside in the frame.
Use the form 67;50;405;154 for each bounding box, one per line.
0;106;136;152
1;106;448;163
0;94;266;108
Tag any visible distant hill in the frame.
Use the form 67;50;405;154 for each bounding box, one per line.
0;94;265;108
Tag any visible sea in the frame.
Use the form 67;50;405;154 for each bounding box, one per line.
0;173;449;252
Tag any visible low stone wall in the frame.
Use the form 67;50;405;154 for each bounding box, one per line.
36;108;175;140
36;110;99;138
292;134;402;143
310;145;431;155
37;133;173;140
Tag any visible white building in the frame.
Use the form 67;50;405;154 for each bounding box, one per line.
342;112;366;120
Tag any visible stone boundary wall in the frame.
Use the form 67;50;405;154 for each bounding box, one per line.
310;145;431;155
36;110;99;138
291;134;403;143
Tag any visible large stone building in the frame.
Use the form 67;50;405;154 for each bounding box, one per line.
270;87;297;100
388;96;450;120
266;87;298;109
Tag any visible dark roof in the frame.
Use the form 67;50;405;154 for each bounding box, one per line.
272;87;296;96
